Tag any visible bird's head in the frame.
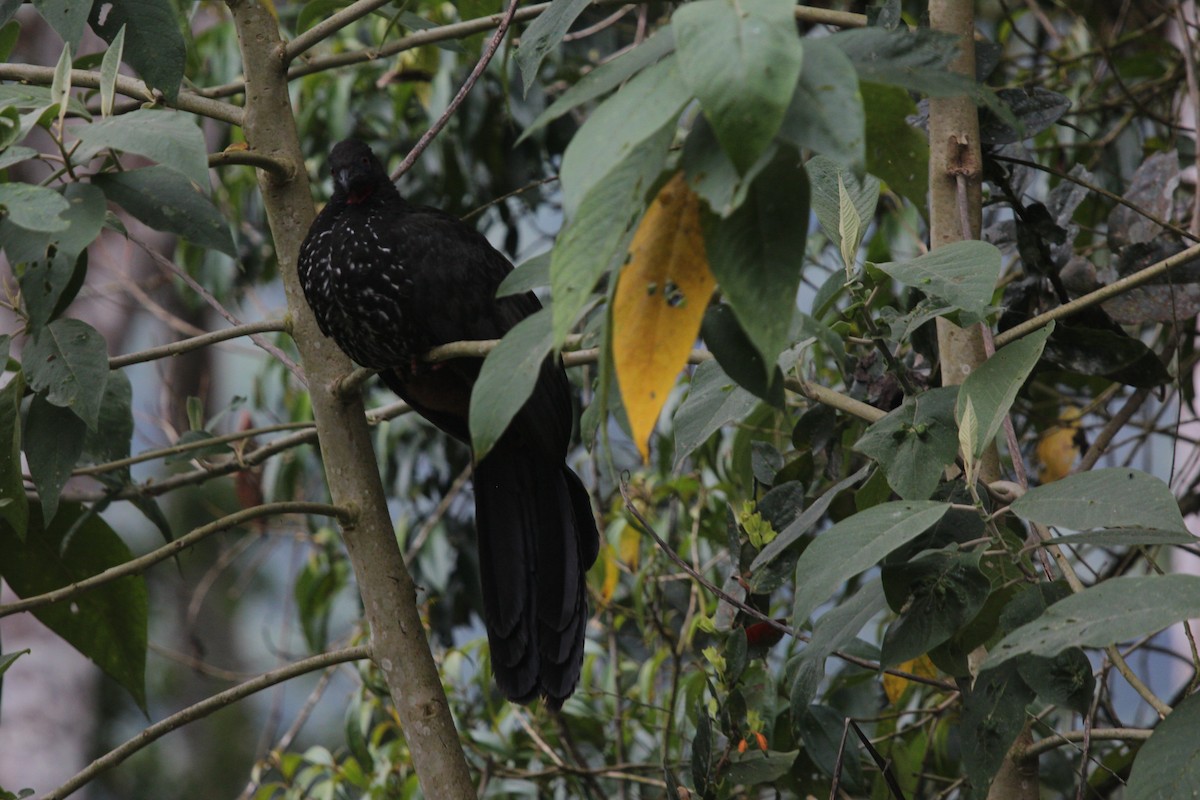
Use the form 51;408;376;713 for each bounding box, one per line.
329;139;392;205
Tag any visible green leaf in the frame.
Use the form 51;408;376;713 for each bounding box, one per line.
861;82;928;211
98;24;126;117
0;648;30;678
797;705;865;790
49;41;71;130
1126;690;1200;799
518;27;675;144
780;39;864;166
559;55;689;217
1040;528;1198;548
681;115;775;218
699;304;785;407
0;105;20;151
0;370;28;538
955;323;1052;461
0;504;148;712
1011;467;1186;533
806;155;879;262
31;0;89;48
496;251;550;297
24;393;87;523
703;146;808;378
724;750;798;786
960;663;1035;798
0;145;38;170
20;250;81;332
674;0;803;173
833;27;970;98
0;19;20;61
22;318;110;430
93;166;236;255
550;121;672;347
854;386;959;500
790;579;886;709
51;182;106;261
874;240;1001;321
469;308;553;460
515;0;592;96
74;109;210;190
751;464;871;572
1015;648;1095;714
984;574;1200;669
672;359;759;468
880;549;991;666
691;706;713;795
0;182;69;233
81;370;133;465
88;0;186;102
792;500;950;625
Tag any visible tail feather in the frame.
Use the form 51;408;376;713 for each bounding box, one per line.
474;437;598;708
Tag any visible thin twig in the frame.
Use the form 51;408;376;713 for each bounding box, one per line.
995;242;1200;347
1018;727;1152;760
137;240;306;382
0;64;244;126
0;503;347;620
41;646;372;800
285;0;395;62
392;0;523;180
109;319;289;369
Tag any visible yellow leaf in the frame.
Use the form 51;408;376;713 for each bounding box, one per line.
600;544;620;603
883;655;938;704
618;523;641;569
613;173;715;461
1037;405;1083;483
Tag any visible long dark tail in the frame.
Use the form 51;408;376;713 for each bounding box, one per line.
473;437;599;708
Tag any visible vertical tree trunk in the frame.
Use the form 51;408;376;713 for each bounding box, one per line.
926;1;1037;798
224;2;476;796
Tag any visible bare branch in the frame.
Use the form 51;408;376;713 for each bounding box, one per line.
995;241;1200;348
0;502;347;620
0;64;244;127
40;645;371;800
285;0;395;63
391;0;523;180
109;318;289;369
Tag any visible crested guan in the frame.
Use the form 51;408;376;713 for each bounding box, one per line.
297;139;599;707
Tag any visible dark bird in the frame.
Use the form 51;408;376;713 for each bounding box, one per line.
297;139;599;708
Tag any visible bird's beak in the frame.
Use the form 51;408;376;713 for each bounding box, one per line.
334;167;353;195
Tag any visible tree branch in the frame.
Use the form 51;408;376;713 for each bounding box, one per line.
0;64;244;127
284;0;395;63
203;2;865;98
224;0;477;794
1018;727;1153;760
994;241;1200;348
40;645;371;800
390;0;522;180
109;318;288;369
0;503;346;620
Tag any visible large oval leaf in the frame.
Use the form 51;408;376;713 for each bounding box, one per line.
469;307;553;461
1126;690;1200;799
792;500;950;625
983;574;1200;669
93;166;236;255
674;0;803;173
1010;467;1186;533
23;317;110;430
614;174;715;460
0;504;148;712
